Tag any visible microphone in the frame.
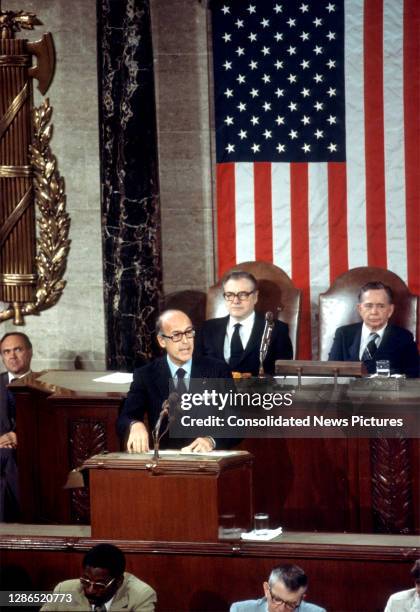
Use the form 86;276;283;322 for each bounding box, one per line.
258;311;275;377
152;393;181;460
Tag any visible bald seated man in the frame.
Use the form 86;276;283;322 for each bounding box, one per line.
117;309;234;453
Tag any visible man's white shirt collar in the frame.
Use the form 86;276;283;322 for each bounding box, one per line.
8;371;30;383
166;355;192;379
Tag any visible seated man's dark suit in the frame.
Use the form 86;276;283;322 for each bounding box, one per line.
328;323;419;377
0;372;19;521
195;312;293;376
117;356;234;447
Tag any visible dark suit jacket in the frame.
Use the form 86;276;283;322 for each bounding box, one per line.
195;312;293;376
0;372;15;435
117;355;235;448
0;371;19;521
328;322;419;377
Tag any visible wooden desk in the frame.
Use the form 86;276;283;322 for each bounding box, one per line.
12;371;128;524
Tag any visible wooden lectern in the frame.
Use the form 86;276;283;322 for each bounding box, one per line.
83;451;253;541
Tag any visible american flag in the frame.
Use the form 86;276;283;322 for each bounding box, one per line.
211;0;419;358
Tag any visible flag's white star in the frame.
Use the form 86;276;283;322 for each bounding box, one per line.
327;87;337;97
287;18;296;27
235;19;244;28
222;33;231;42
274;4;283;13
249;60;258;70
247;4;256;14
274;60;284;69
263;101;272;111
301;115;311;125
314;101;323;111
313;17;323;27
287;73;297;84
236;47;245;56
263;129;272;139
326;59;336;69
276;115;285;125
313;73;323;83
277;143;286;153
327;115;337;124
226;143;235;153
289;129;298;139
274;32;283;42
221;5;230;15
300;59;310;69
326;31;336;41
314;129;324;139
287;45;297;55
224;116;234;125
223;61;232;70
301;87;310;97
275;88;284;97
261;46;271;56
300;31;310;41
224;88;233;98
261;18;270;28
300;3;309;12
251;143;261;152
326;3;336;13
237;74;246;85
302;143;311;152
262;74;271;83
238;130;248;139
237;102;247;112
314;45;323;55
288;101;298;111
328;142;338;152
250;115;260;125
249;32;257;42
250;88;259;97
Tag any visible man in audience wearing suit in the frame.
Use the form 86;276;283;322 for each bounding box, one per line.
328;281;419;377
0;332;33;521
41;543;156;611
230;564;326;612
195;270;293;376
117;309;233;453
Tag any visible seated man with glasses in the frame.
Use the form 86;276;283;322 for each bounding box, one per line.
230;564;326;612
41;543;156;611
195;271;293;376
117;309;233;453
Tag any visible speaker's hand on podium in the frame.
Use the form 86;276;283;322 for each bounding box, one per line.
181;436;215;453
126;421;150;453
0;431;17;449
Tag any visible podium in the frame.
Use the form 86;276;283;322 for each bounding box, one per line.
83;451;253;541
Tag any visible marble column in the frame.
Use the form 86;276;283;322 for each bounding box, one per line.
97;0;162;370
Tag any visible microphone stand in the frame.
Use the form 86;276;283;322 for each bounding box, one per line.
152;400;169;461
258;311;275;377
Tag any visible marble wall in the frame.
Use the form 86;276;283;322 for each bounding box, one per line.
1;0;106;371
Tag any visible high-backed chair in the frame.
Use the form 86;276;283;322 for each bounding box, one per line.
319;267;418;360
162;290;207;331
206;261;301;358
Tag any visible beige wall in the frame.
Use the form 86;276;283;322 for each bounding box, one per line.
1;0;106;371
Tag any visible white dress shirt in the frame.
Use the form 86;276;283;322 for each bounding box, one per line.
223;311;256;362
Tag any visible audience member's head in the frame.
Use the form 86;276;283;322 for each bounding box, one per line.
357;281;395;331
263;564;308;611
222;270;259;321
0;332;33;377
155;309;195;366
80;544;125;607
411;559;420;594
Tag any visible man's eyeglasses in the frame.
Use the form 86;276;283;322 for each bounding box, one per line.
79;576;115;591
269;588;302;610
223;290;255;302
159;327;195;342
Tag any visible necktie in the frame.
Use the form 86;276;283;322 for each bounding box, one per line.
176;368;188;395
229;323;244;368
93;605;107;612
362;332;379;361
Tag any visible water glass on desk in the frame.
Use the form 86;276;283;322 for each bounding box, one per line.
254;513;269;534
376;360;390;377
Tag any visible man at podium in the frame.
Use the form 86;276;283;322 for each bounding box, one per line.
117;309;233;453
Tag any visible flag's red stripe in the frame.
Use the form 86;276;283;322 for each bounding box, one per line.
254;162;273;262
328;162;348;282
216;163;236;278
290;163;311;359
363;0;387;267
403;0;420;295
